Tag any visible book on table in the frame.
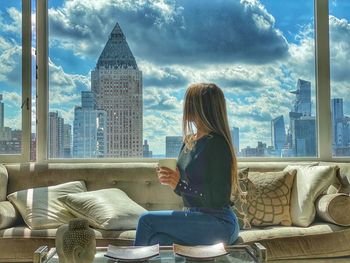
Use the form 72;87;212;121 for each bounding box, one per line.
104;244;160;262
173;243;228;260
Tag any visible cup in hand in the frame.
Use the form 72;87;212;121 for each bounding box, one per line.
157;159;177;185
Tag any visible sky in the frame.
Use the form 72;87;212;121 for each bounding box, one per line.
0;0;350;156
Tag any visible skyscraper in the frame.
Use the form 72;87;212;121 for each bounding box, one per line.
143;140;153;158
0;94;4;129
290;79;311;116
292;116;316;157
231;127;239;154
49;111;64;158
166;136;183;158
63;124;72;158
271;115;286;152
91;23;143;158
331;98;344;148
288;79;316;156
73;91;107;158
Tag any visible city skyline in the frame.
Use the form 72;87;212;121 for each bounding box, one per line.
1;1;350;156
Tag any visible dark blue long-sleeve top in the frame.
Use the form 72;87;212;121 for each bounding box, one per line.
175;132;232;210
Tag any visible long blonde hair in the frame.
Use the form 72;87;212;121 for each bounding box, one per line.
182;83;238;193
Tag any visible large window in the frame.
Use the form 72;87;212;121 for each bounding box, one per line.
0;0;31;162
1;0;346;162
329;0;350;157
47;0;317;159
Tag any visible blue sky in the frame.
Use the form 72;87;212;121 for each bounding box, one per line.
1;0;350;156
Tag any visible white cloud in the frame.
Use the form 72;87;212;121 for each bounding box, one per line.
0;7;21;34
0;44;21;85
49;58;90;105
2;91;22;107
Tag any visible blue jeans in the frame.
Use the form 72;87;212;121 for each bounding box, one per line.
133;208;239;246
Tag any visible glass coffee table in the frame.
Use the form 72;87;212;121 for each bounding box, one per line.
34;243;267;263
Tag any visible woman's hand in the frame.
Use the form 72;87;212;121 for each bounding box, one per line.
156;166;180;190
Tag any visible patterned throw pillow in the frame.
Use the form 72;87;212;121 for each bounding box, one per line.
246;171;296;226
231;168;251;230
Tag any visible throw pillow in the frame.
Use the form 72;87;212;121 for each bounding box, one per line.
59;188;147;230
0;201;20;229
230;168;251;229
284;165;338;227
7;181;87;229
0;165;8;201
316;193;350;226
246;171;296;226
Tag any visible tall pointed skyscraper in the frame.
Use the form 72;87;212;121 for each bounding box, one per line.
290;79;311;116
91;23;143;158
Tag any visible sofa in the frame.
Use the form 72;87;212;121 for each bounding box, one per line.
0;161;350;262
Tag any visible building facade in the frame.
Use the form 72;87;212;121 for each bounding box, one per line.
271;115;286;154
48;112;64;158
166;136;183;158
290;79;311;116
143;140;153;158
91;23;143;158
0;94;3;130
288;79;316;157
231;127;240;154
63;124;72;158
73;91;107;158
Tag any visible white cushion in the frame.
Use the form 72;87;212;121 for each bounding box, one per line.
7;181;86;229
59;188;147;230
316;193;350;226
284;165;337;227
0;165;8;201
0;201;19;229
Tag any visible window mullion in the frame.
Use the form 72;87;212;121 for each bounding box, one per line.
315;0;332;161
22;0;32;162
36;0;48;163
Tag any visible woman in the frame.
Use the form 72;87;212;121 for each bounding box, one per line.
134;83;239;246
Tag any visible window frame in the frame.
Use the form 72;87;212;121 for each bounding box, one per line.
30;0;350;163
0;0;32;163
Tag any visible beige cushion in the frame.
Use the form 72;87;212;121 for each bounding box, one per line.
0;201;19;229
316;193;350;226
246;171;295;226
231;168;251;229
237;223;350;260
7;181;86;229
59;188;147;230
284;165;337;227
0;165;8;201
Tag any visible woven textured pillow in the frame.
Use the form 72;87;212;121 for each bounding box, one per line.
231;168;251;229
246;171;296;226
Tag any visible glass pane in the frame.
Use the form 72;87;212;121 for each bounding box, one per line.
31;0;36;161
0;1;22;155
330;0;350;157
48;0;316;158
